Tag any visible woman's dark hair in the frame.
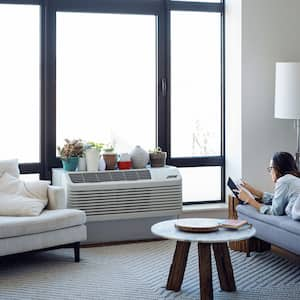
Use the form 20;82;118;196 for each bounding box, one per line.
272;152;300;178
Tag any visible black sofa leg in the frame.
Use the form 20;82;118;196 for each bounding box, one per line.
74;242;80;262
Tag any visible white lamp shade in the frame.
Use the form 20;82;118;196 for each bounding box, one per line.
275;62;300;119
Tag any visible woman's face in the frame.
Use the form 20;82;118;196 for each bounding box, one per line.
269;159;277;182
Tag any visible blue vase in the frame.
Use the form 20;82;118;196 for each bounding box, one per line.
62;157;79;171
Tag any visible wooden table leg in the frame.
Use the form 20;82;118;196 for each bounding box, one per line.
166;241;191;292
198;243;213;300
212;242;236;292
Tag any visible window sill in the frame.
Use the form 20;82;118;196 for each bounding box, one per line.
182;203;228;213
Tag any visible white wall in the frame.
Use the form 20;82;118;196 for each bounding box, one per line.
226;0;300;193
225;0;242;188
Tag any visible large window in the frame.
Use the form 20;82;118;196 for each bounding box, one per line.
0;4;40;163
56;12;156;153
1;0;224;203
171;11;221;158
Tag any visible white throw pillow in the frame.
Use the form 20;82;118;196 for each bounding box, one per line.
0;172;49;216
0;172;22;194
0;159;20;178
0;192;45;216
23;180;50;204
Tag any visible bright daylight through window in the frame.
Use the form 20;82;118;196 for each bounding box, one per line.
171;11;221;157
0;4;40;163
170;9;222;203
56;12;156;154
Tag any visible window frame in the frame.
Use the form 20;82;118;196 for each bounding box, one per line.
1;0;225;204
165;0;225;204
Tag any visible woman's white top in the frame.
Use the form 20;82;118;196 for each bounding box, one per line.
261;174;300;219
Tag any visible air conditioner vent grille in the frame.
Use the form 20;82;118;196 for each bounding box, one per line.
69;169;151;183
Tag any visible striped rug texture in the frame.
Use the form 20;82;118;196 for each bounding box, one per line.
0;240;299;300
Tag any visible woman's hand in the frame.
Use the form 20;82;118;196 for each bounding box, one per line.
235;188;253;204
235;188;262;210
239;180;263;199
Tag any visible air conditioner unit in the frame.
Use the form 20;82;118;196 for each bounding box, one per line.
52;166;182;221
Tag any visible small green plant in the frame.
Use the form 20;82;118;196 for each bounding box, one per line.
86;141;104;151
57;139;84;160
103;144;115;153
149;147;163;153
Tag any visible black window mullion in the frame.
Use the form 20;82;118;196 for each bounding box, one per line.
168;156;224;167
0;0;40;4
40;1;46;179
43;0;58;179
169;1;223;12
157;0;168;153
19;163;41;174
53;0;162;14
221;10;226;203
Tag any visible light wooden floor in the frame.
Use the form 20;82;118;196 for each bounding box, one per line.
271;245;300;264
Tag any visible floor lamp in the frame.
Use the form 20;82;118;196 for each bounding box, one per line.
275;62;300;168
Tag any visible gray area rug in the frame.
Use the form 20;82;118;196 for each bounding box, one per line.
0;240;299;300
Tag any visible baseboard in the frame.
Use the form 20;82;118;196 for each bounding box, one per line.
81;238;164;248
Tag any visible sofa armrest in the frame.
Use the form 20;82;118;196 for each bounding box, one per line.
47;186;67;210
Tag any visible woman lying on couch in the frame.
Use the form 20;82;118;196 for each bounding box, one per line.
236;151;300;219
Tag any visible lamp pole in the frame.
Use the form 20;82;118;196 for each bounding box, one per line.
296;119;300;169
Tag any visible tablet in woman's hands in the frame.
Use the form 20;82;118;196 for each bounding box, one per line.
227;177;240;198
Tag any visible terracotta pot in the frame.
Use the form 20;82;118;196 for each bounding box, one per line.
103;153;117;170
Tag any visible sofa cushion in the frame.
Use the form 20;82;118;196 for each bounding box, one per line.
237;204;300;236
0;192;45;216
0;209;86;239
278;219;300;236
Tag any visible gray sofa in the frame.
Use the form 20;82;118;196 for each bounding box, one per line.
237;204;300;255
0;186;87;261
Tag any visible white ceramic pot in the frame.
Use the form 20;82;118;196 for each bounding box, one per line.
98;156;106;171
130;145;149;169
85;148;100;171
77;157;86;171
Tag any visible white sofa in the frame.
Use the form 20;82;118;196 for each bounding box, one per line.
0;185;87;261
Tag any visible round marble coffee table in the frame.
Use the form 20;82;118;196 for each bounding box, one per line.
151;218;256;300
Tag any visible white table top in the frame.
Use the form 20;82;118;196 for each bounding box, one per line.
151;218;256;243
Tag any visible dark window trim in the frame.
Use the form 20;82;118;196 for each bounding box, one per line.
19;163;40;174
0;0;40;4
51;0;164;14
169;157;224;167
168;1;223;12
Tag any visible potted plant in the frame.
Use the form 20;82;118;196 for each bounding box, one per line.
85;141;104;171
149;147;167;168
102;144;117;170
57;139;84;171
